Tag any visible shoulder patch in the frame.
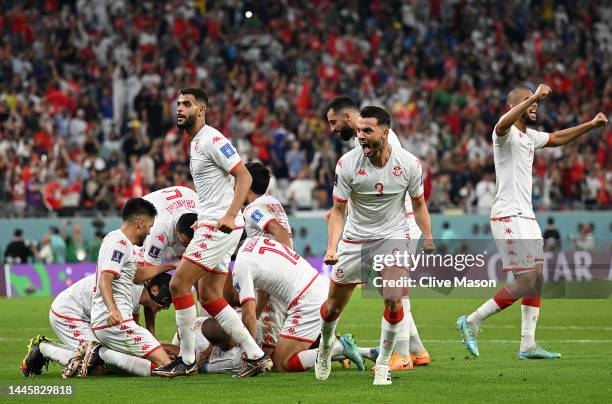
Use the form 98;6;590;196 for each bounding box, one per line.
148;246;161;259
220;143;236;158
251;209;264;223
111;250;124;263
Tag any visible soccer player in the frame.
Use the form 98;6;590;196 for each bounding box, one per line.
457;84;608;359
21;273;172;377
231;236;366;373
318;106;435;385
152;88;271;377
135;186;198;266
326;96;430;369
243;162;292;354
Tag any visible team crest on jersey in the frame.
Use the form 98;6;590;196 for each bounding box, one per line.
392;166;402;176
251;209;264;223
148;246;161;259
194;139;201;152
220;143;236;158
111;250;124;263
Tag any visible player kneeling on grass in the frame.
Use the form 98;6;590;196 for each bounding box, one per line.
66;198;175;377
21;272;170;377
230;236;371;373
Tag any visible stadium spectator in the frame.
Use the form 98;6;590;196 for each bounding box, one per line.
3;228;33;264
543;217;561;251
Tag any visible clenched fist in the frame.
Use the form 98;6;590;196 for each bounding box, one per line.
324;250;339;265
591;112;608;128
533;84;552;101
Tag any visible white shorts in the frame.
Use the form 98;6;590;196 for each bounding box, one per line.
491;216;544;274
258;294;287;348
92;320;161;358
183;222;243;274
49;309;97;349
332;231;414;284
279;276;328;343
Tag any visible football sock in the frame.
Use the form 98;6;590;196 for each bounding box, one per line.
359;347;379;361
394;299;412;357
520;297;541;352
376;306;404;366
319;302;339;352
467;287;516;328
407;311;427;354
208;299;264;360
39;342;73;366
99;347;151;376
174;293;197;365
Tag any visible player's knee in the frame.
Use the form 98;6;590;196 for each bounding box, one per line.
169;276;185;296
383;298;402;312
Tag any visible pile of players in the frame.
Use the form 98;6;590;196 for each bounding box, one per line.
21;88;607;385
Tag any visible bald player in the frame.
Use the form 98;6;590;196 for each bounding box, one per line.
457;84;608;359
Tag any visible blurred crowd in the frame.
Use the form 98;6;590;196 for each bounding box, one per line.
0;0;611;218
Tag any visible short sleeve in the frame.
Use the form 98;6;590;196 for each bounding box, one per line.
407;158;425;199
244;205;276;232
332;158;351;203
492;126;511;146
140;224;169;266
207;137;242;174
529;129;550;149
97;237;130;279
232;265;256;305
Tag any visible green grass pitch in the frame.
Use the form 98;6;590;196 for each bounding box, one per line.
1;295;611;403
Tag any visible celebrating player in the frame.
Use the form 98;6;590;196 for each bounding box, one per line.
231;236;366;373
153;88;271;377
457;84;608;359
22;273;172;377
326;96;430;369
317;106;435;385
135;186;198;267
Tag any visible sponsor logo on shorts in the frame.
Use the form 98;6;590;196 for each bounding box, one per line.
111;250;124;263
251;209;264;223
148;246;161;259
220;143;236;158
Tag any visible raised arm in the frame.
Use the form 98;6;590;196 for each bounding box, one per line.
496;84;551;137
546;113;608;147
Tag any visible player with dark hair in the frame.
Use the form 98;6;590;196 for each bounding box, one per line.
153;88;271;377
134;186;198;267
326;96;431;370
317;106;435;385
457;84;608;359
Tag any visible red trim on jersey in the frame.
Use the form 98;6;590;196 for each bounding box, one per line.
50;308;88;323
332;195;348;203
490;216;536;221
137;260;156;267
543;132;552;147
278;334;316;343
142;344;162;358
342;238;383;244
330;278;364;286
534;258;544;262
260;218;276;233
405;211;414;217
172;293;195;310
91;318;134;331
502;266;538;272
101;269;120;279
410;192;424;200
202;297;228;317
182;256;228;275
228;160;243;174
240;297;256;305
288;274;319;309
233;226;245;231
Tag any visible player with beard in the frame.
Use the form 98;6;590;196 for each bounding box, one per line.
317;106;435;385
457;84;608;359
153;88;272;378
326;96;430;370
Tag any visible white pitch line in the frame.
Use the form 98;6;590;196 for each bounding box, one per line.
358;339;612;344
341;324;612;331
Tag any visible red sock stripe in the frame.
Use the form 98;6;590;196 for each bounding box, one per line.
383;307;405;324
286;353;305;372
202;297;228;317
172;293;195;310
521;296;541;307
493;287;516;309
320;301;340;322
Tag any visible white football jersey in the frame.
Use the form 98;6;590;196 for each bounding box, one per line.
353;128;415;214
190;125;244;226
491;125;549;219
232;237;319;306
51;274;142;321
139;186;198;265
90;230;140;328
243;194;292;247
333;145;424;241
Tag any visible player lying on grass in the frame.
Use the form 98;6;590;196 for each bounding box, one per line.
326;96;431;369
22;273;172;377
229;236;375;373
457;84;608;359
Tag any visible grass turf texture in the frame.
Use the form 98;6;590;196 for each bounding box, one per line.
1;295;611;403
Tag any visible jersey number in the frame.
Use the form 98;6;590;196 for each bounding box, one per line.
257;239;300;265
162;188;183;200
375;182;384;197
